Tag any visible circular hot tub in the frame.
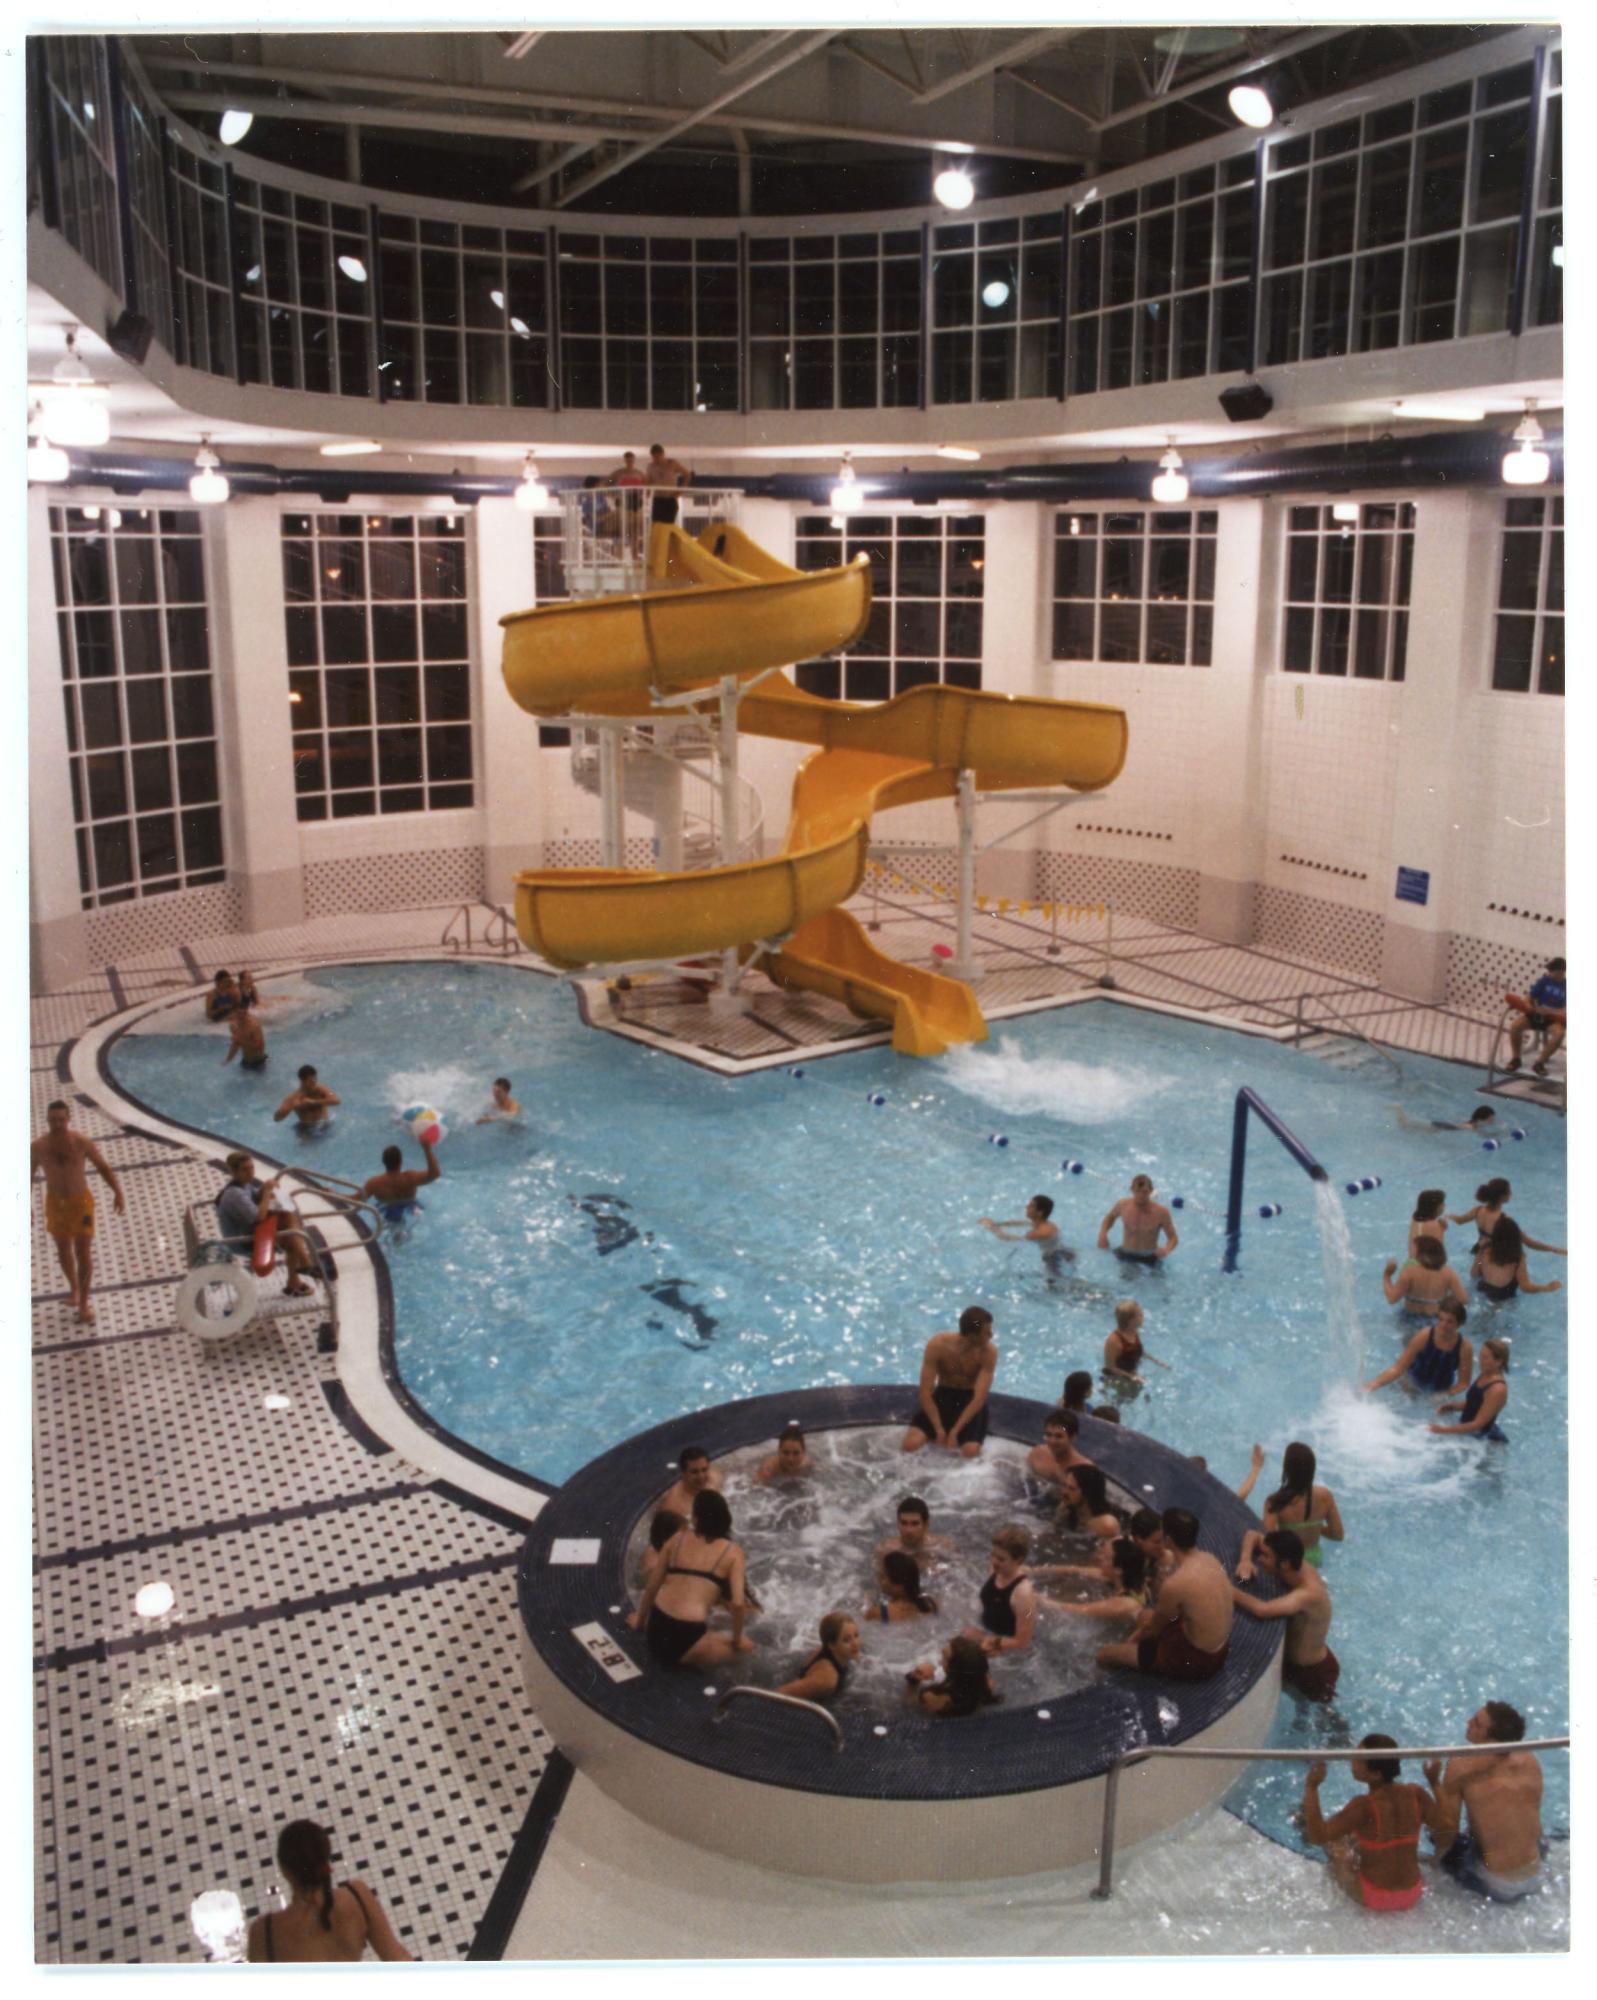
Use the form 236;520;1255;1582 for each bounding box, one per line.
517;1386;1282;1883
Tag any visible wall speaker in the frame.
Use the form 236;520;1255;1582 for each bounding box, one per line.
1219;381;1274;423
106;309;155;366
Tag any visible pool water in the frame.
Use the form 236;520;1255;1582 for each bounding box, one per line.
110;959;1569;1849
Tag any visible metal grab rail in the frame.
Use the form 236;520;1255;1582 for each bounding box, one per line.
441;904;474;951
1292;989;1405;1084
484;905;523;954
712;1685;844;1751
1092;1736;1570;1899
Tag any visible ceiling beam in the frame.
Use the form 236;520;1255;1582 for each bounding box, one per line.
1092;27;1350;133
837;39;921;96
898;31;926;93
1002;66;1096;134
513;138;599;196
160;90;628;148
1154;29;1188;98
553;30;840;207
718;30;802;76
911;27;1081;106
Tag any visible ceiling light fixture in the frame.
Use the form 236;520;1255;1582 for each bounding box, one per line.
1070;184;1100;216
318;439;381;456
1228;84;1274;129
1392;398;1486;423
37;328;111;447
830;450;865;514
1150;439;1189;504
27;432;69;483
218;108;254;146
514;451;549;510
336;254;368;283
1501;399;1550;487
1332;501;1361;523
135;1580;176;1619
935;446;981;462
188;436;229;505
933;163;975;211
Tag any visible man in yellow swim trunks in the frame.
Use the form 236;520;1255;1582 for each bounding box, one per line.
30;1100;125;1325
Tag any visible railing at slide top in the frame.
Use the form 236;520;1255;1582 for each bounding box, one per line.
1224;1086;1328;1273
1092;1736;1571;1899
440;905;522;954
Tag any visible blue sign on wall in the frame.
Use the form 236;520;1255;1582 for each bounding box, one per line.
1395;866;1430;906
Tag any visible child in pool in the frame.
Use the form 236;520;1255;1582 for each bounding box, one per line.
906;1636;1001;1717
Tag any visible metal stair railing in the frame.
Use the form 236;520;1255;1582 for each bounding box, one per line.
1092;1735;1570;1899
440;904;474;951
712;1685;844;1750
1291;988;1405;1084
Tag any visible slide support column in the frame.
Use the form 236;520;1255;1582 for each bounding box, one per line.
952;768;981;984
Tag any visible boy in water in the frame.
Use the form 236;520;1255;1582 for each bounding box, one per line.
875;1495;956;1570
273;1064;340;1132
980;1195;1075;1281
476;1076;523;1124
1098;1175;1178;1264
223;1003;268;1071
1231;1528;1339;1702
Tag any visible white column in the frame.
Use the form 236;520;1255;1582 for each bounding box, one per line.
206;498;305;932
475;498;544;904
1377;490;1499;1000
1194;498;1274;943
27;489;90;989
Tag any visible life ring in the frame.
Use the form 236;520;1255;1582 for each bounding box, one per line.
252;1214;279;1276
174;1262;259;1342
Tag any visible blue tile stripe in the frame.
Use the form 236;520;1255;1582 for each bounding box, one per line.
34;1478;432;1570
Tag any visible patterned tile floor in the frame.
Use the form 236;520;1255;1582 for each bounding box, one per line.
29;897;1561;1963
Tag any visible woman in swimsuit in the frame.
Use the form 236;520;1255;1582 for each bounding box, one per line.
1407;1188;1449;1255
866;1550;937;1623
777;1612;861;1703
966;1524;1036;1658
1451;1178;1565;1260
627;1487;752;1670
1432;1337;1511;1441
906;1635;1001;1717
756;1423;813;1483
1365;1302;1473;1399
1035;1535;1152;1623
1055;1464;1124;1541
1102;1300;1164;1384
640;1508;686;1591
1381;1236;1467;1318
245;1821;410;1962
1236;1442;1344;1578
1300;1739;1444;1913
1472;1215;1562;1303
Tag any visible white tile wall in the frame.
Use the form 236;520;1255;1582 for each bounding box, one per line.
1450;693;1566;942
1257;677;1402;914
302;847;486;918
83;884;244;966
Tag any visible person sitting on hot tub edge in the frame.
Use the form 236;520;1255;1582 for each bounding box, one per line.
627;1487;752;1671
1097;1507;1233;1683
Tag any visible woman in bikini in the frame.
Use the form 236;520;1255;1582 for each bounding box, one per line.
777;1612;861;1703
1236;1442;1344;1579
1472;1215;1562;1303
865;1550;937;1623
1451;1178;1565;1260
1407;1188;1449;1254
1035;1535;1152;1624
1300;1739;1445;1913
627;1487;752;1670
1381;1235;1468;1318
1055;1464;1123;1541
246;1821;410;1961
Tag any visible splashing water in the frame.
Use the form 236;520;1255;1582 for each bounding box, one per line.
386;1064;482;1129
943;1036;1172;1126
1312;1178;1366;1389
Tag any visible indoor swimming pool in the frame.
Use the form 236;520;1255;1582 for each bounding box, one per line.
109;958;1569;1853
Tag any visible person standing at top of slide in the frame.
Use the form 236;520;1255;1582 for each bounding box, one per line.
607;451;644;487
1098;1175;1178;1265
645;443;689;525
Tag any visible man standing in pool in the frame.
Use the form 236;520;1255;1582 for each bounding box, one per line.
1230;1528;1340;1703
660;1444;723;1518
1098;1507;1231;1681
273;1064;341;1133
979;1195;1075;1281
476;1077;522;1124
1097;1175;1178;1265
1425;1701;1547;1902
223;1001;268;1071
359;1137;440;1228
902;1305;998;1458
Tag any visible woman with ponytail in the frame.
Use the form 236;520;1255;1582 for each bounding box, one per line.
246;1821;411;1961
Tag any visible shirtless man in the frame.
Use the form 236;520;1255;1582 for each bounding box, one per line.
31;1100;125;1324
874;1495;956;1570
223;1004;268;1071
980;1194;1075;1282
359;1139;439;1228
1231;1528;1339;1702
1097;1506;1232;1680
660;1444;723;1519
273;1064;341;1132
205;970;240;1022
1026;1407;1092;1488
1097;1174;1178;1265
902;1305;998;1458
476;1077;522;1124
1426;1701;1547;1902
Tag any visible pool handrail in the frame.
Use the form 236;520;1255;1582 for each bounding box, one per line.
712;1685;845;1751
1223;1085;1330;1272
1092;1735;1571;1898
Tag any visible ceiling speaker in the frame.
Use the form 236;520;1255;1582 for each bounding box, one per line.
1219;381;1274;423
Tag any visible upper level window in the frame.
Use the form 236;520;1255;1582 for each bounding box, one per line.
235;185;374;398
749;231;922;412
50;505;225;908
1528;52;1562;329
36;38;120;294
1280;503;1414;679
557;233;738;411
792;513;984;702
1492;494;1563;694
931;212;1062;404
1051;510;1216;665
282;512;474;819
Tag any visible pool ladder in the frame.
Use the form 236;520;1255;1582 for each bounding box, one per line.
441;904;523;954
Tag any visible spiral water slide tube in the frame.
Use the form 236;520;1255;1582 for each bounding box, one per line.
500;522;1128;1055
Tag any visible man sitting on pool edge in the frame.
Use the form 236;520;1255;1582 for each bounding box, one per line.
1097;1507;1232;1681
359;1136;440;1229
902;1305;998;1458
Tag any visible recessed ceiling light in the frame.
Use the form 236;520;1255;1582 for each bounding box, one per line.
1392;399;1486;423
935;446;981;461
263;1393;292;1411
219;108;254;146
319;439;381;456
1228;85;1274;129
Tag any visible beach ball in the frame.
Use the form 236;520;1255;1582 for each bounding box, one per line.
404;1104;447;1146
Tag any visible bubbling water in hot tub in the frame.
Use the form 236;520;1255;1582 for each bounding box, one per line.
625;1428;1145;1715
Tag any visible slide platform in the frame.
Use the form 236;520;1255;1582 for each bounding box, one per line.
500;521;1127;1055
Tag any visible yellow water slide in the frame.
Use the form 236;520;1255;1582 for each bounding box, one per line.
500;521;1127;1055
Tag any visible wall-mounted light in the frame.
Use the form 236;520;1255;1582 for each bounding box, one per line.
514;451;549;509
1501;400;1550;487
830;451;865;514
218;108;254;146
1228;84;1274;128
933;163;975;210
935;446;981;462
188;437;229;505
1150;440;1189;504
319;439;380;456
37;328;111;448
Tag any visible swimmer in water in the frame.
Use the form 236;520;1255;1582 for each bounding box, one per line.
1232;1529;1340;1703
1407;1188;1450;1255
205;970;240;1022
1450;1178;1565;1259
274;1064;341;1132
1382;1236;1468;1318
1026;1407;1092;1488
875;1495;955;1571
1393;1103;1497;1134
1097;1175;1178;1265
1034;1536;1152;1622
641;1509;686;1590
776;1613;859;1703
223;1004;268;1071
906;1635;1000;1717
1061;1370;1094;1414
1102;1299;1168;1384
979;1195;1075;1281
902;1306;998;1459
965;1525;1036;1659
359;1138;439;1228
476;1076;523;1124
755;1423;813;1483
1236;1443;1344;1579
1097;1507;1232;1682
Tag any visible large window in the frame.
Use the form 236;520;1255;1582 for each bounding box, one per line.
792;513;984;702
1528;50;1562;329
1492;494;1563;695
1281;503;1415;679
281;513;474;819
748;231;921;412
375;212;550;407
235;185;373;397
36;38;120;293
168;148;234;378
1068;160;1255;396
50;506;225;908
558;232;738;411
1051;510;1217;665
122;74;175;358
931;213;1063;403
